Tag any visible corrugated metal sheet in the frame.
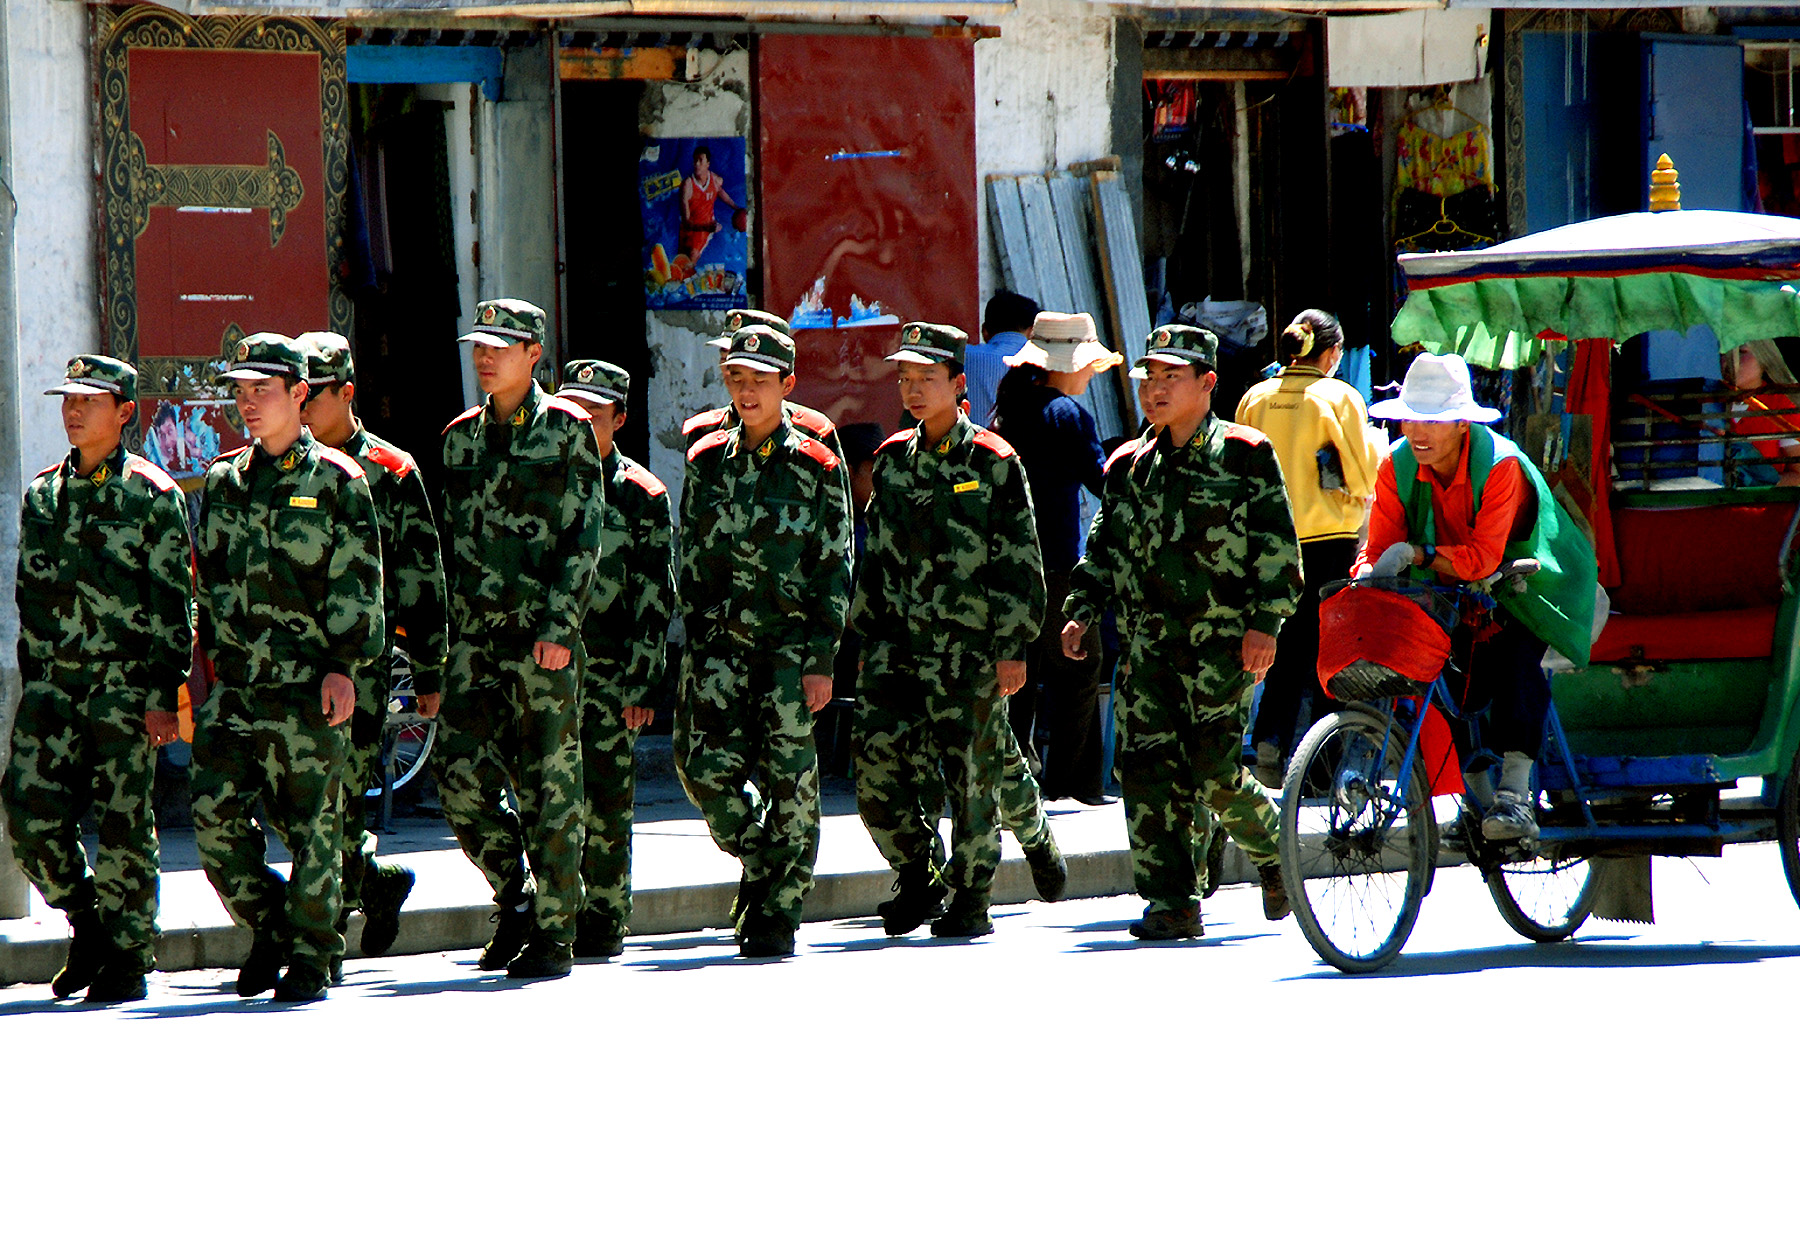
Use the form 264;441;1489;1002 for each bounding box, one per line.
1092;171;1151;431
986;176;1040;304
1048;172;1121;441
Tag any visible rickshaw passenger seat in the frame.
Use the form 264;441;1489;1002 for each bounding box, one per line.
1594;503;1796;662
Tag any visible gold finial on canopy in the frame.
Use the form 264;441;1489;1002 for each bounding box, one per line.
1649;153;1681;212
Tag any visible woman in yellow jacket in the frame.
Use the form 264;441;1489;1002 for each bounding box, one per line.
1234;309;1386;786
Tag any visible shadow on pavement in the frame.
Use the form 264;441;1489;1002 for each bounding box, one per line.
1070;931;1279;954
1285;938;1800;980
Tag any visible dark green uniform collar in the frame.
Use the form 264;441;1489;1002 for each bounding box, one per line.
257;426;319;473
482;381;550;428
63;442;128;485
913;414;974;457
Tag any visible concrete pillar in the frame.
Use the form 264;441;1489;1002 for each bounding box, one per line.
476;41;559;382
0;0;26;918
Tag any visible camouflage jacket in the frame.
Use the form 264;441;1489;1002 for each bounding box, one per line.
338;422;449;696
1065;416;1302;690
678;418;852;678
683;399;846;465
853;416;1044;664
195;429;386;686
16;445;195;711
440;383;603;651
584;448;673;707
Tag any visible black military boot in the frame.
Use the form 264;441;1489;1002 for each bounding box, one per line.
877;860;949;936
1128;904;1203;941
85;965;149;1004
1259;861;1291;921
273;962;330;1002
1023;836;1069;903
52;906;110;1000
573;912;626;960
731;872;771;926
478;886;535;971
737;911;796;959
507;933;575;979
236;926;288;997
359;862;415;957
929;893;994;939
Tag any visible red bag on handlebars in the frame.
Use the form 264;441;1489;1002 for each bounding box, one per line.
1317;583;1453;702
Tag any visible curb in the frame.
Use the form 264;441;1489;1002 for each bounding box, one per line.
0;847;1226;984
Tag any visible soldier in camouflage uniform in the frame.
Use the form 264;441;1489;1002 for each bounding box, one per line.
438;299;604;980
684;308;846;462
1063;325;1302;940
677;325;851;957
553;357;673;959
852;322;1066;940
4;355;194;1003
297;332;447;967
192;333;386;1000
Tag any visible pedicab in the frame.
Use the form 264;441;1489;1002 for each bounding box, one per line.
1277;161;1800;972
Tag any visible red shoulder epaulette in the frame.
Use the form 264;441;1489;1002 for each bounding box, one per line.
365;442;416;479
970;427;1017;459
790;408;837;440
688;429;732;462
316;444;368;480
124;455;179;492
442;405;481;436
795;436;841;472
212;446;252;467
1104;441;1139;473
33;463;57;479
544;395;593;424
877;429;915;454
684;409;729;439
1221;420;1269;446
1131;439;1157;465
621;460;667;498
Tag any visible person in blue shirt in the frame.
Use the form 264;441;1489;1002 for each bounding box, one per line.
991;311;1120;802
963;291;1039;427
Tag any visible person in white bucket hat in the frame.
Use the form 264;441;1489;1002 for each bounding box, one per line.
1353;352;1598;845
991;312;1122;805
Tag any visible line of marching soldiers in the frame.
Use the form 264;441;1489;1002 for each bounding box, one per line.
7;295;1306;1003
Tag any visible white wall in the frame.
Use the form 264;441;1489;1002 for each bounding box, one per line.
8;0;97;487
639;47;750;523
975;0;1116;314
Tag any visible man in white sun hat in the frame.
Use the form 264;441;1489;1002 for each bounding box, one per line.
1355;352;1597;843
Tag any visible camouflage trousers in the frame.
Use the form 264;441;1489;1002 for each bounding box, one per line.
2;663;160;973
1116;642;1278;911
854;646;1012;905
435;640;586;941
673;645;820;936
192;682;350;970
579;670;640;937
337;656;390;914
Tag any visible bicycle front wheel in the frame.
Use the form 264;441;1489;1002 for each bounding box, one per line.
1487;852;1594;942
1280;708;1435;973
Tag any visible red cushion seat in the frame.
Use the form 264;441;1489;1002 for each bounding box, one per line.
1591;605;1778;663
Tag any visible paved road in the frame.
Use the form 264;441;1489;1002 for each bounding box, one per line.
6;849;1799;1244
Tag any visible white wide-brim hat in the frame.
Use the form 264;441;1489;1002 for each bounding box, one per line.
1003;311;1124;374
1369;352;1501;424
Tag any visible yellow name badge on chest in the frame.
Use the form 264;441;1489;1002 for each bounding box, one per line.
288;496;319;509
953;480;980;494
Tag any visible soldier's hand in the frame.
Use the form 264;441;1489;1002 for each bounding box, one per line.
624;705;654;730
802;674;833;715
1061;620;1089;661
1242;629;1277;683
533;641;572;671
997;659;1027;698
145;710;180;748
417;692;442;719
321;673;356;727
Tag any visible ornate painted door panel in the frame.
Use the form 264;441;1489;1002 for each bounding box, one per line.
95;6;347;479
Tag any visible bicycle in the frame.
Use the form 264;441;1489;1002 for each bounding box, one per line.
1277;564;1599;973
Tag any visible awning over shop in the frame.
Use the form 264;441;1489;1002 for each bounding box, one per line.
1393;210;1800;369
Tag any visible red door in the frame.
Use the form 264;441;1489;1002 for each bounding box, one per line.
757;35;979;433
95;6;348;477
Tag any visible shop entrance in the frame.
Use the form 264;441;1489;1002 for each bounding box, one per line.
559;79;652;467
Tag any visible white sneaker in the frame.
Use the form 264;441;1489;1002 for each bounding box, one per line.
1481;790;1538;841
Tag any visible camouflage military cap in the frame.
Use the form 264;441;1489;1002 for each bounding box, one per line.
216;332;307;382
45;354;137;403
1132;323;1218;376
458;298;546;347
706;308;793;350
886;322;967;372
295;331;355;387
724;326;796;375
556;358;630;405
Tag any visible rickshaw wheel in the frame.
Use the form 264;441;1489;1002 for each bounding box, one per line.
1778;760;1800;909
1487;851;1595;942
367;647;437;800
1279;708;1434;974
